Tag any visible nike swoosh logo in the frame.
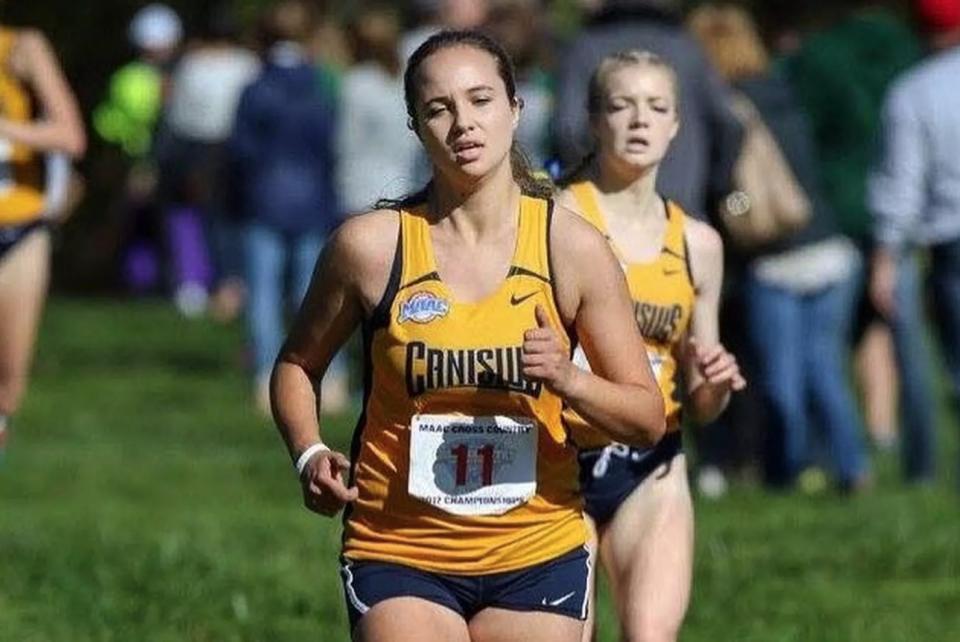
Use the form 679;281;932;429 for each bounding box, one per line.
541;591;577;607
510;291;538;306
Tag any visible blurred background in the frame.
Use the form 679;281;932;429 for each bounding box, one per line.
0;1;958;640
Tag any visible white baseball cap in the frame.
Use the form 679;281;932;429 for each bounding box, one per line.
129;3;183;51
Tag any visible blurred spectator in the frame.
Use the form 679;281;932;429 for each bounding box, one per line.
401;0;491;62
781;1;920;242
308;2;351;77
485;0;554;169
158;2;260;319
868;0;960;483
336;3;419;213
228;0;346;415
0;25;85;455
552;0;743;217
690;4;870;491
94;3;182;157
93;3;182;295
780;0;921;452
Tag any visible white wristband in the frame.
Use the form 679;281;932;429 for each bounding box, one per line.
295;442;330;477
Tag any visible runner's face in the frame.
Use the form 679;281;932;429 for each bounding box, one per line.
593;65;678;174
413;45;519;184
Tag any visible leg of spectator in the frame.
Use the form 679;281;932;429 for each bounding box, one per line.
245;223;286;415
120;200;163;294
891;251;938;482
166;205;213;317
930;239;960;400
208;211;247;323
290;231;322;305
930;238;960;484
722;280;767;480
803;266;870;489
745;274;807;486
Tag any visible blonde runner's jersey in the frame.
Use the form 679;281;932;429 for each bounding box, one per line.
563;180;695;449
342;195;586;574
0;28;44;225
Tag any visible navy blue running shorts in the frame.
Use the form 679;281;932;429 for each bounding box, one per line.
577;431;683;527
340;545;591;632
0;221;45;261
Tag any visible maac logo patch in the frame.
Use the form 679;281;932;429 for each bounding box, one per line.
398;291;450;324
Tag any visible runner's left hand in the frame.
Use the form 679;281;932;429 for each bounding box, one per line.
522;305;576;397
688;338;746;392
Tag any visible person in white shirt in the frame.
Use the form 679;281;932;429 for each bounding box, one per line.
868;0;960;483
337;4;420;213
159;4;260;320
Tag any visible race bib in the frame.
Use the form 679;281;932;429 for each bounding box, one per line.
408;414;538;516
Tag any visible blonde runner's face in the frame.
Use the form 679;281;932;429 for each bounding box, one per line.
593;65;679;175
412;45;519;186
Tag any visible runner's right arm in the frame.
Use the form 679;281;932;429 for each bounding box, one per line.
272;211;397;515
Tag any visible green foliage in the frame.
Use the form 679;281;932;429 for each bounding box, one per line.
1;299;957;641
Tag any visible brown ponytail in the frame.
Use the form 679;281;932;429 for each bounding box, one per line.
510;142;554;200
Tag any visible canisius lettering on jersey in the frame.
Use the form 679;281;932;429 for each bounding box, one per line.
634;301;685;345
405;341;543;397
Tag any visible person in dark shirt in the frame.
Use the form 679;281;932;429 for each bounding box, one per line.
690;3;870;492
228;0;344;414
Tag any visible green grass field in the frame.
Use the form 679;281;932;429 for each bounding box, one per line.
1;299;958;641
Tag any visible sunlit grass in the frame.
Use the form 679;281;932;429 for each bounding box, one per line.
1;298;957;641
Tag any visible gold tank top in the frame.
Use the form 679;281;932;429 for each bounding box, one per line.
563;180;695;449
342;195;586;574
0;28;44;225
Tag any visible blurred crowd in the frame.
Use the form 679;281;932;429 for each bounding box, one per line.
30;0;960;493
